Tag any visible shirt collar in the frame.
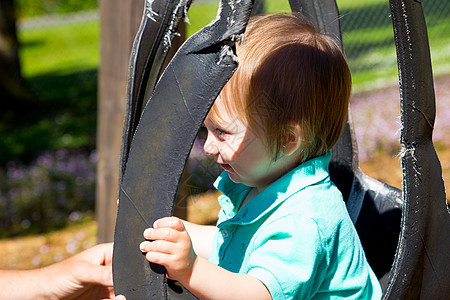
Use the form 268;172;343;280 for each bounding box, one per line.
213;152;332;226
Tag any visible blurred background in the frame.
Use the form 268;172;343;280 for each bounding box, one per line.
0;0;448;269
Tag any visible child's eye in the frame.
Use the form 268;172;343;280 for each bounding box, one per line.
215;128;228;137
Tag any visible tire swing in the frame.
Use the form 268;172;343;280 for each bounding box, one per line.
112;0;449;299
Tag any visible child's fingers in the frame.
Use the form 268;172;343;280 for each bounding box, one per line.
143;227;181;242
144;250;171;266
140;240;175;255
153;217;185;231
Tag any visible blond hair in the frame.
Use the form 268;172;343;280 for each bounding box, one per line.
208;13;351;163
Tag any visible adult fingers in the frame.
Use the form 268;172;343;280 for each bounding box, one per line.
74;262;114;287
73;243;114;265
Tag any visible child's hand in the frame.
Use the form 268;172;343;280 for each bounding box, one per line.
139;217;197;283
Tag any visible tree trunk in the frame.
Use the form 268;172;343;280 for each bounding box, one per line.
0;0;34;110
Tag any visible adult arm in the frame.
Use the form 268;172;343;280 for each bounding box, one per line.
0;243;124;300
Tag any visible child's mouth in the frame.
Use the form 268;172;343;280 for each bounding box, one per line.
221;164;232;171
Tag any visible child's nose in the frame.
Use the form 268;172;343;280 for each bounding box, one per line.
204;135;219;155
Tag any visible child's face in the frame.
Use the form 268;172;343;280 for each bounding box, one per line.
204;97;291;191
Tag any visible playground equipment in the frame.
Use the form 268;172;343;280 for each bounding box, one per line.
113;0;449;299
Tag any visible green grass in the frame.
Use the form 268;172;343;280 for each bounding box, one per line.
19;21;99;77
186;1;220;37
16;0;98;19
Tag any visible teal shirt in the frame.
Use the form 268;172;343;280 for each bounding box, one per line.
209;153;382;299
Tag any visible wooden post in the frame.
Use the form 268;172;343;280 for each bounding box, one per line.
96;0;144;243
97;1;187;242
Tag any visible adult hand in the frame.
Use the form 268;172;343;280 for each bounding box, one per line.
140;217;197;283
45;242;115;299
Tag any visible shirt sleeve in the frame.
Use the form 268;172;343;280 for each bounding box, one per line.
245;214;328;300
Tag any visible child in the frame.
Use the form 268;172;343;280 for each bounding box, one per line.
139;13;382;299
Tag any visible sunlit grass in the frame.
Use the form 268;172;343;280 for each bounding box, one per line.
186;1;219;37
19;21;99;78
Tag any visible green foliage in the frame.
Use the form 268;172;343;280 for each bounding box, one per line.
16;0;98;19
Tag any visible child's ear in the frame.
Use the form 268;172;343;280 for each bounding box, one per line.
283;123;303;156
